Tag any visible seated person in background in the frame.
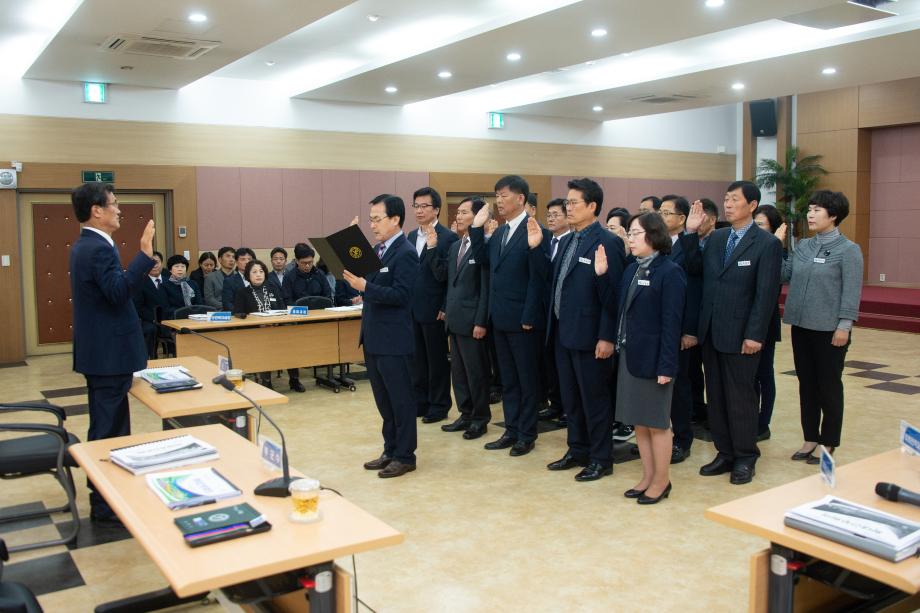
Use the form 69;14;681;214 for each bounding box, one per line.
269;247;288;289
281;243;332;304
317;260;360;306
221;247;255;310
204;246;235;309
189;251;216;292
133;250;168;358
163;254;202;319
233;259;293;390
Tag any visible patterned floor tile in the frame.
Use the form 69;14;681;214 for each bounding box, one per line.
3;552;85;596
0;503;52;534
54;517;132;550
843;361;887;370
41;386;88;399
848;371;909;382
865;381;920;395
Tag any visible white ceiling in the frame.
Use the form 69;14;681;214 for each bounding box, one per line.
10;0;920;122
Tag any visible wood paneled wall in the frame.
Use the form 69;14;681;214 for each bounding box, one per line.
0;173;25;363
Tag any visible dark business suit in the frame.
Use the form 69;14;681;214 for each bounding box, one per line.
162;278;202;320
133;275;168;358
668;234;703;452
70;228;153;513
281;268;332;304
360;234;420;464
407;224;458;419
432;234;491;427
468;216;549;444
545;222;625;466
694;223;782;466
221;271;246;310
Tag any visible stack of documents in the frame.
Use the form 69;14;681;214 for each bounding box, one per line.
147;467;241;510
135;366;201;392
249;310;290;317
785;496;920;562
109;435;219;475
326;304;363;312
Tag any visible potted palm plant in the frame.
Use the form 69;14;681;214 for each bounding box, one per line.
754;146;827;250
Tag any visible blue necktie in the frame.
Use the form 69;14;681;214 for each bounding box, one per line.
723;231;739;266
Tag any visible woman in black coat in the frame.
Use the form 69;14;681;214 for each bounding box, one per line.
163;254;202;320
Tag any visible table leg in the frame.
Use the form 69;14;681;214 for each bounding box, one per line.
768;543;796;613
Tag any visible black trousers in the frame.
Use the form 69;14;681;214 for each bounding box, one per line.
412;319;452;418
365;352;417;464
686;344;707;423
670;348;694;451
493;327;539;443
450;333;491;426
487;325;502;393
542;328;562;411
85;373;133;511
141;321;158;359
702;339;761;464
555;336;613;466
791;326;849;447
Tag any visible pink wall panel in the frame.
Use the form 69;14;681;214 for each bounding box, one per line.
871;128;902;184
602;178;630;212
868;238;898;281
899;124;920;182
550;176;569;200
898;238;920;283
395;172;429;235
870;181;919;212
871;210;920;239
196;167;241;250
240;168;283;249
321;170;362;236
281;169;324;245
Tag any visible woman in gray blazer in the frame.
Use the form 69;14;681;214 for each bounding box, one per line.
781;191;863;464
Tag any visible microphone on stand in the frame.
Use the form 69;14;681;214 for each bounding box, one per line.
214;374;293;497
178;327;233;369
876;482;920;509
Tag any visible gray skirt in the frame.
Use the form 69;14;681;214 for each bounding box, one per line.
615;348;674;430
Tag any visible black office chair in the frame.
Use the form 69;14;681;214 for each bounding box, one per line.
158;305;216;357
294;296;357;392
294;296;333;310
0;539;43;613
0;402;80;553
173;304;216;320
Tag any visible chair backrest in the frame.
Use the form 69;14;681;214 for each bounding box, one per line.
174;305;216;319
295;296;333;310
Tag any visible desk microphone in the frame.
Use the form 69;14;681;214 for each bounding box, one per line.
178;327;233;369
875;482;920;509
214;374;293;497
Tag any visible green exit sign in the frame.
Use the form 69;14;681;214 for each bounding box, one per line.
82;171;115;183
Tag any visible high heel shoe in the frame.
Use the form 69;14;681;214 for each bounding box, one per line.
638;482;671;505
791;444;818;461
624;487;647;499
806;447;833;465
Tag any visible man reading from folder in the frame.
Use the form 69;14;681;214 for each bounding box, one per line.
70;182;155;523
343;195;420;478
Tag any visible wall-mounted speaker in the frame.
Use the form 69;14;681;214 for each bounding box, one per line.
750;99;777;137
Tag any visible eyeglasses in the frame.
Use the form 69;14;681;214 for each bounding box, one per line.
626;230;646;239
563;199;585;208
368;216;387;224
411;203;433;209
658;210;682;217
546;213;565;220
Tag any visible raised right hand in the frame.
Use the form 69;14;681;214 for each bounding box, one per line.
686;201;704;233
140;220;155;258
594;244;608;276
472;204;490;228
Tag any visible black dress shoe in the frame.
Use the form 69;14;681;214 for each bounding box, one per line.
489;391;502;404
421;414;447;424
289;378;306;393
699;456;734;476
806;447;832;465
555;417;568;428
791;444;819;461
730;464;756;485
90;508;123;526
441;418;471;432
378;460;416;478
537;407;562;421
509;441;535;456
463;425;487;440
670;445;690;465
638;482;672;505
260;376;274;390
546;453;587;471
624;487;647;499
363;454;391;470
574;463;612;482
757;426;771;441
484;435;515;450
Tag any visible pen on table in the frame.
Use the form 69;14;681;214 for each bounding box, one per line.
173;498;216;510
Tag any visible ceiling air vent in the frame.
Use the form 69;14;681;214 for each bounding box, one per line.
629;94;700;104
99;34;219;60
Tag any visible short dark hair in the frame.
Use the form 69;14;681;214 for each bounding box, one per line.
166;254;189;270
526;193;538;208
218;246;235;259
547;198;566;214
270;247;288;259
413;187;442;211
606;207;630;226
370;193;405;227
700;198;719;219
460;197;487;215
753;205;784;233
244;259;268;282
628;212;672;255
640;196;661;210
235;247;255;259
727;180;761;205
294;244;315;260
152;250;164;262
197;251;216;266
71;182;114;223
808;190;849;226
660;194;690;219
567;178;604;216
494;175;529;201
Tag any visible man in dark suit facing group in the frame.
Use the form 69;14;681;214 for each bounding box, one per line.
687;181;782;485
468;175;549;457
70;182;155;522
406;187;458;424
344;194;420;478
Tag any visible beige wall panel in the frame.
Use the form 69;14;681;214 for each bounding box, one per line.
796;130;861;174
0;114;735;181
0;183;25;363
797;87;859;134
859;77;920;128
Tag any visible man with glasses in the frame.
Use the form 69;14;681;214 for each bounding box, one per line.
406;187;458;424
468;175;549;457
537;198;570;426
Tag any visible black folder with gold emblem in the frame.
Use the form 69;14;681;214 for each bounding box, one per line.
310;224;382;278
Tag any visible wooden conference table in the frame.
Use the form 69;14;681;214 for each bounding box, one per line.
70;424;403;612
130;356;288;440
161;310;363;375
706;449;920;612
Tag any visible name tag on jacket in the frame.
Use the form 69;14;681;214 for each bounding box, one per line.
737;260;751;267
638;279;651;286
813;257;826;264
468;259;476;264
379;267;389;273
578;257;592;265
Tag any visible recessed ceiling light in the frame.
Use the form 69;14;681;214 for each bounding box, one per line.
585;60;597;66
506;52;521;61
822;67;837;75
438;70;452;79
592;105;603;112
731;82;745;90
591;28;607;37
705;0;725;7
188;12;207;23
265;60;276;67
385;86;398;93
367;14;380;22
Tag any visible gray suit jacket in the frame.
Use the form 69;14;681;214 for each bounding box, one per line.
431;236;490;337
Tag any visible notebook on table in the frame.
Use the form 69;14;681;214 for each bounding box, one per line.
174;502;271;547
